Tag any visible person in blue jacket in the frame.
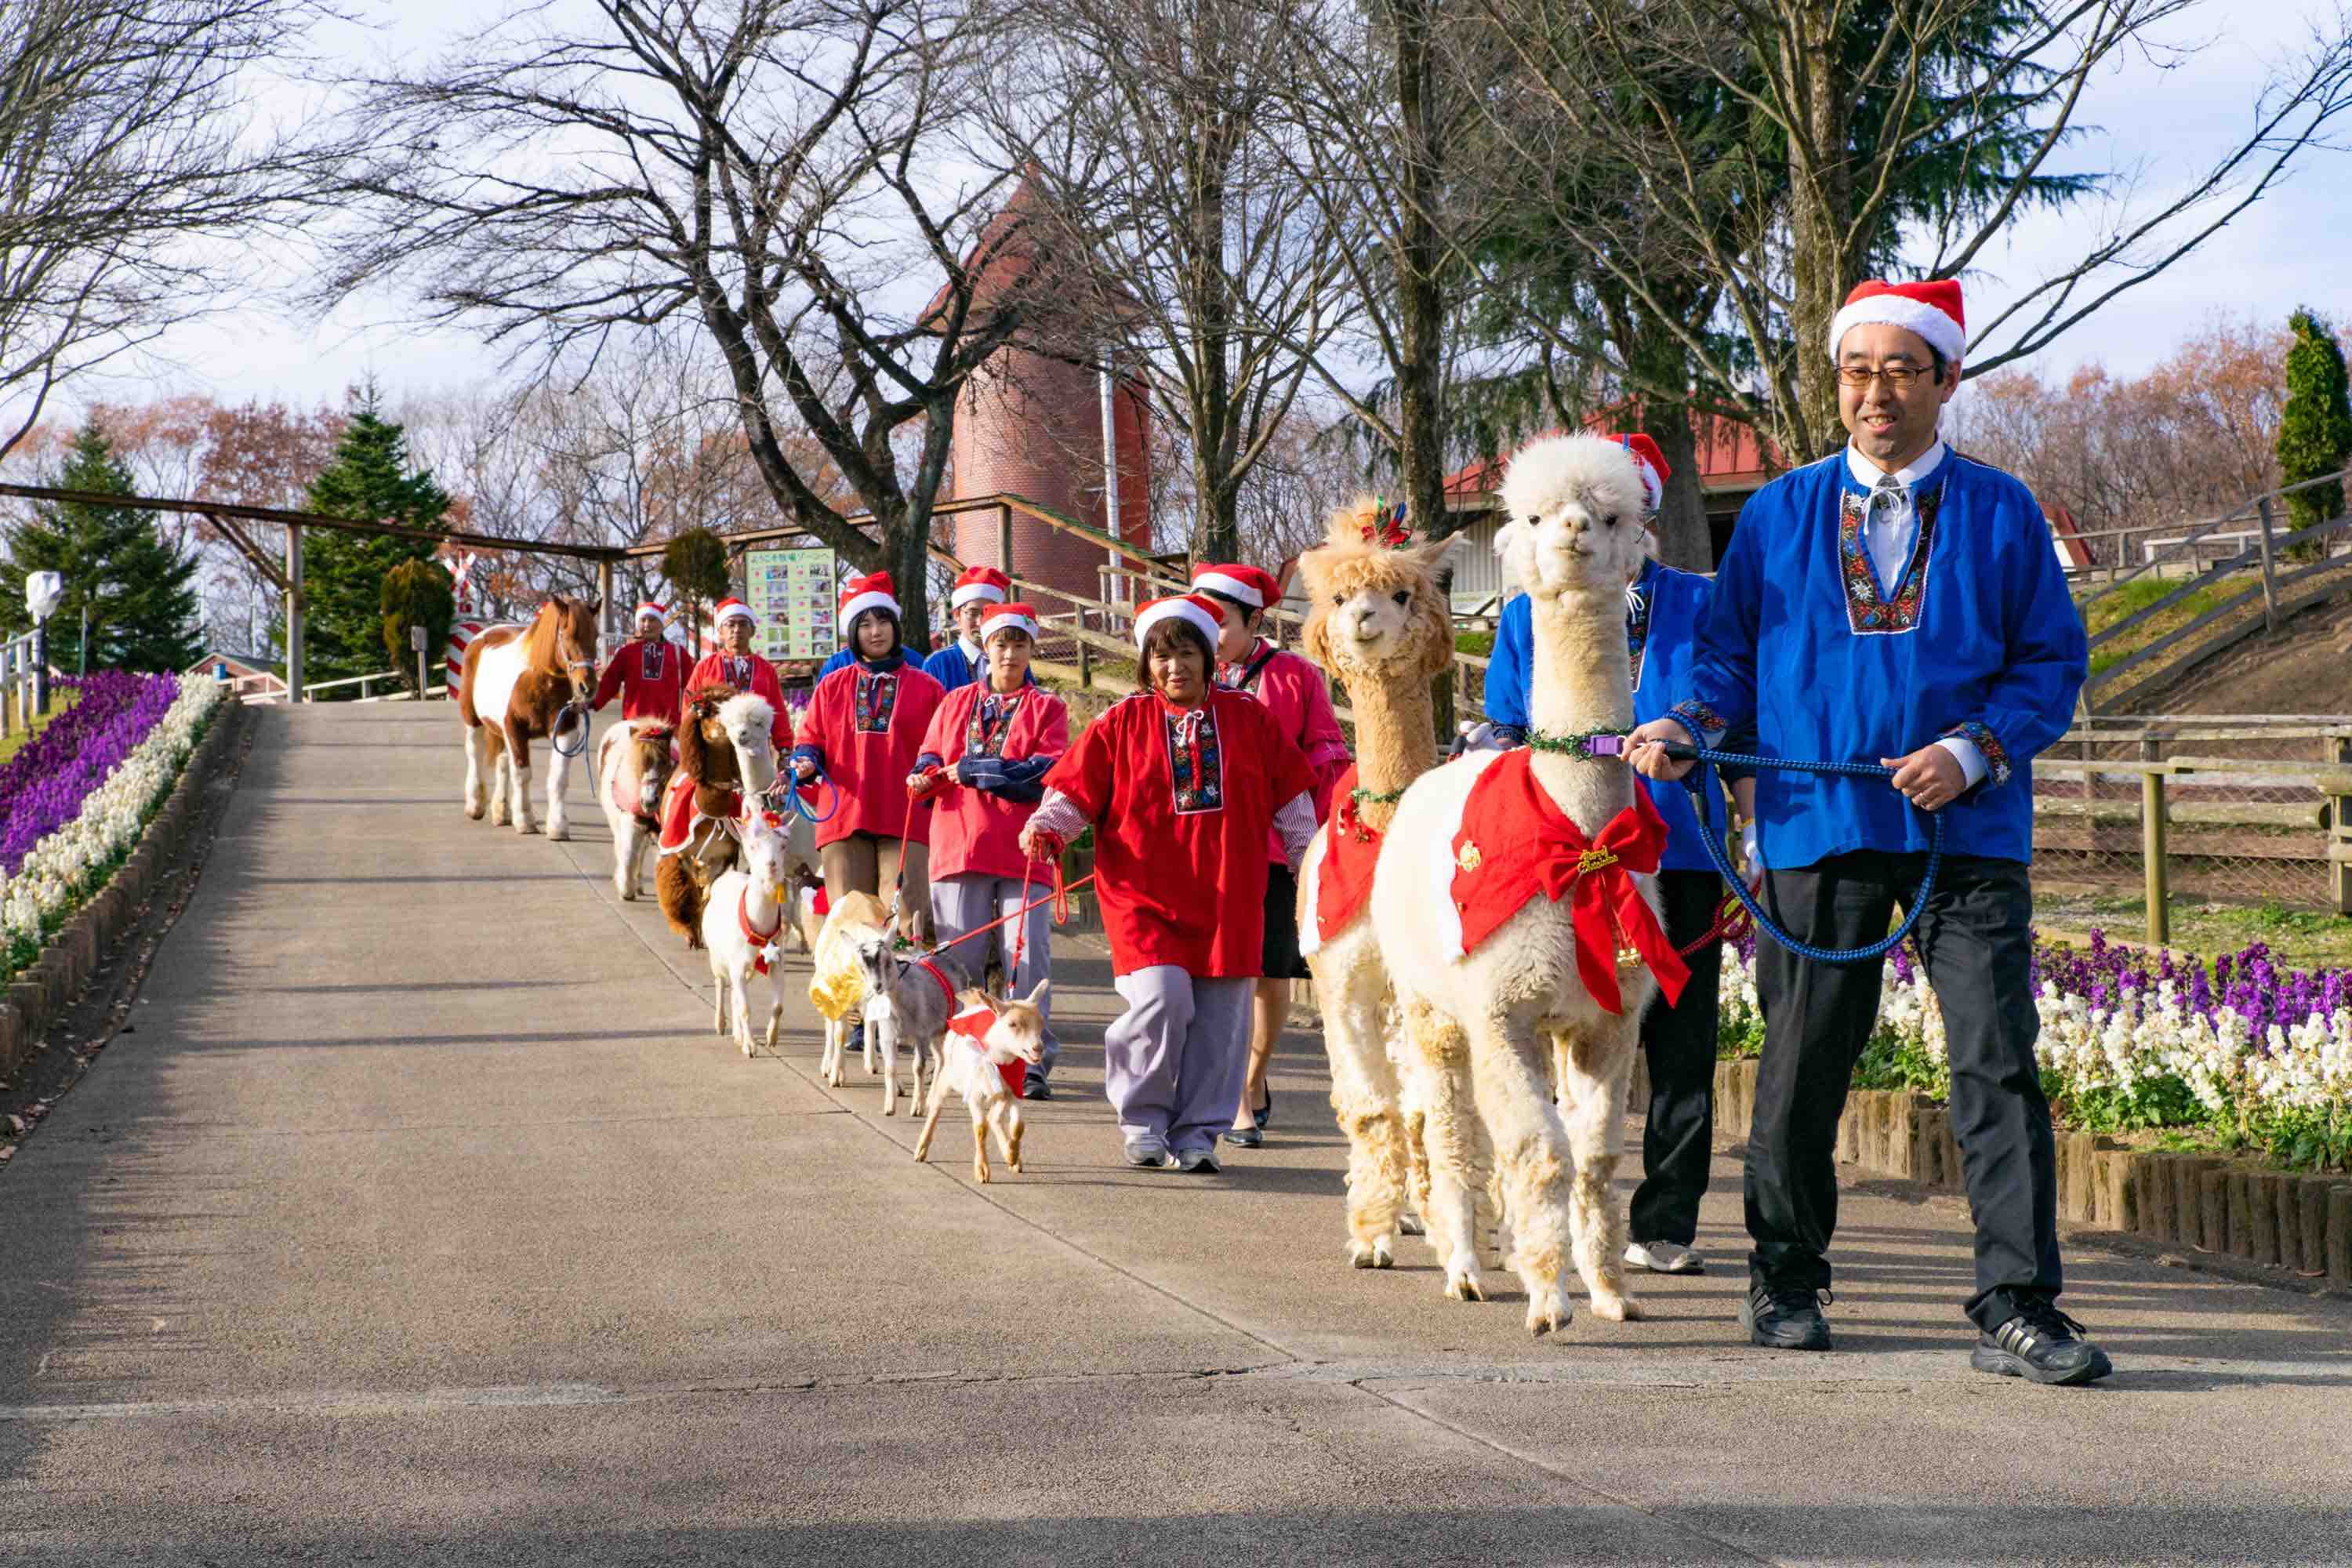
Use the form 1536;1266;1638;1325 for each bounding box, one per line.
1486;433;1755;1281
1630;279;2103;1385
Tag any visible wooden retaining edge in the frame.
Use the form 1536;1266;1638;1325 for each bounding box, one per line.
1706;1058;2352;1291
0;701;245;1083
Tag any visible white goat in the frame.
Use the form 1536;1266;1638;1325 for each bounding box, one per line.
914;981;1049;1182
699;811;797;1057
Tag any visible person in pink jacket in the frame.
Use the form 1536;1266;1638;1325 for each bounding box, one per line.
790;572;946;943
1190;561;1352;1149
908;601;1071;1096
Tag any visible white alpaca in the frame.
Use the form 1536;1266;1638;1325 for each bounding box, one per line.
1369;434;1661;1335
597;718;676;901
1293;504;1458;1270
699;811;797;1057
913;981;1049;1183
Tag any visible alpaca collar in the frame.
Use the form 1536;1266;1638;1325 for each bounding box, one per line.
1524;726;1632;760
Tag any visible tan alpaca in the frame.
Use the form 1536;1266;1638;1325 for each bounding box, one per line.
1368;434;1662;1335
1294;503;1457;1270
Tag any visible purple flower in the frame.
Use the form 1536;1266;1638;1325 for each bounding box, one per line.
0;673;181;877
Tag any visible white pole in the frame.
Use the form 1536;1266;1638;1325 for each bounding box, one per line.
1099;368;1123;605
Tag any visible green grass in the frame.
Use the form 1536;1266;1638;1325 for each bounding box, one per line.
0;686;75;767
2082;575;2230;675
1455;630;1495;659
2035;891;2352;968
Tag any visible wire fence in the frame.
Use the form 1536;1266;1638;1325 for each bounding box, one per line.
2031;717;2352;916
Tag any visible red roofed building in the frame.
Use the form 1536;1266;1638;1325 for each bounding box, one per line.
1440;416;1780;613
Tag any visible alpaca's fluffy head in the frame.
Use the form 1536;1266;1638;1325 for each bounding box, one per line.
1495;436;1651;601
1298;496;1457;682
716;691;778;797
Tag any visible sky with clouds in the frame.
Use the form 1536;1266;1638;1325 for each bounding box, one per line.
23;0;2352;426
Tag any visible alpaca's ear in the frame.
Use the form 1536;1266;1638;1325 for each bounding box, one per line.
1408;533;1462;573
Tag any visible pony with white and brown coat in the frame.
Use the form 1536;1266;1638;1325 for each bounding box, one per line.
596;717;677;901
459;593;602;838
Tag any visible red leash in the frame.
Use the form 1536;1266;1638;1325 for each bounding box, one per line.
929;854;1096;962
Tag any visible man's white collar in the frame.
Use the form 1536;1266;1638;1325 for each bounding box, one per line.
1847;438;1947;489
960;636;982;661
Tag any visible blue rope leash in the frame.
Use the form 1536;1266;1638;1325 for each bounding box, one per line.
774;772;839;826
1662;735;1943;966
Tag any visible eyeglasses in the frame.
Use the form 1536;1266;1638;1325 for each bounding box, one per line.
1836;363;1933;387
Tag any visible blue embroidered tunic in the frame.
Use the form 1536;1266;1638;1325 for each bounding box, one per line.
1671;451;2085;867
1487;560;1732;874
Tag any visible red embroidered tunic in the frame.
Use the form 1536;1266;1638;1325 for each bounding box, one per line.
1311;764;1385;944
591;637;688;724
686;649;786;716
1219;638;1352;865
1446;750;1690;1015
793;659;946;850
1043;688;1312;978
919;682;1070;886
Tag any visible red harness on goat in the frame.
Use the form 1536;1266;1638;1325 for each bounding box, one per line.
1447;750;1689;1015
740;885;786;975
946;1000;1025;1098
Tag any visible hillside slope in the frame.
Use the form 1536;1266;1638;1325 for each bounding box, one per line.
2116;594;2352;715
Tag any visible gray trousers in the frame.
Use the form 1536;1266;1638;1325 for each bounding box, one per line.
1104;966;1253;1154
929;872;1059;1079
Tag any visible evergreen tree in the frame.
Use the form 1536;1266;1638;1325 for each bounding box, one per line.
0;423;202;671
2278;308;2351;534
299;393;452;684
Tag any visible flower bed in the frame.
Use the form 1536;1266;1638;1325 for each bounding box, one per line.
0;672;227;985
1717;927;2352;1174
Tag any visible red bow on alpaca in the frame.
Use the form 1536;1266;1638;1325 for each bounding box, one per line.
1448;751;1689;1014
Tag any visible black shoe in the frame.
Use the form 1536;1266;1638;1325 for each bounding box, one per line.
1254;1089;1272;1131
1740;1283;1834;1351
1023;1076;1051;1101
1973;1300;2114;1386
1176;1146;1222;1174
1221;1125;1262;1149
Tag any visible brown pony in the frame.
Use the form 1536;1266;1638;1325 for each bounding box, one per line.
458;593;601;837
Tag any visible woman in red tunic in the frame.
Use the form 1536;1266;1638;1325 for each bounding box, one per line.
1018;594;1316;1174
909;602;1069;1095
1191;561;1352;1149
791;572;945;942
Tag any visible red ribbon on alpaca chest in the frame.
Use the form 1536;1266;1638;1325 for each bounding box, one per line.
1448;750;1689;1014
1313;763;1385;942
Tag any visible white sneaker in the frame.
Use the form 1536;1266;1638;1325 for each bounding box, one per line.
1624;1240;1704;1275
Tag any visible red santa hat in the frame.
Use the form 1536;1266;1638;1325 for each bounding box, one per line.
1829;278;1965;365
837;571;899;634
711;597;755;628
633;600;666;625
979;601;1040;643
949;564;1011;610
1189;561;1280;611
1601;434;1671;514
1133;593;1224;652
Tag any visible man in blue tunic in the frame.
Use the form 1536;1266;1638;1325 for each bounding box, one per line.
1488;434;1756;1277
1628;278;2106;1385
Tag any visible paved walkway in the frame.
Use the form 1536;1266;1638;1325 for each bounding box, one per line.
4;702;2349;1565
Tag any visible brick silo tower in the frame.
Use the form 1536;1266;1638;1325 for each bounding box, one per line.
943;180;1152;620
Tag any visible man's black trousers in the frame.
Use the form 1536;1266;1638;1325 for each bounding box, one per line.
1628;869;1726;1248
1748;851;2062;1330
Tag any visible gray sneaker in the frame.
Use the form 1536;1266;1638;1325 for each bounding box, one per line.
1123;1135;1174;1169
1176;1146;1222;1174
1624;1240;1705;1275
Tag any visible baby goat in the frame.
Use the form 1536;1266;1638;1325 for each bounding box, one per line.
913;981;1049;1183
853;935;966;1117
